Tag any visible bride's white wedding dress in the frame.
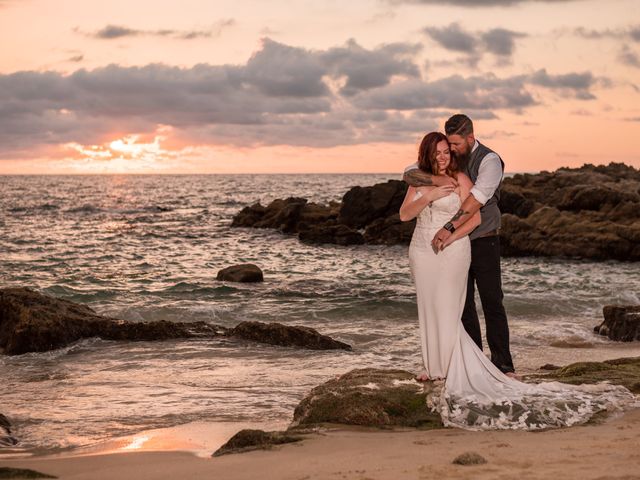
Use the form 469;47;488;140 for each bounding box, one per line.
409;191;636;430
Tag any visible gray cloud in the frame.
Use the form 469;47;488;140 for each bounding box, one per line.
0;38;605;156
424;23;526;62
320;39;422;96
571;26;640;69
80;20;236;40
352;75;536;111
481;28;527;56
353;68;600;111
424;23;476;53
618;45;640;68
528;69;596;99
571;25;640;42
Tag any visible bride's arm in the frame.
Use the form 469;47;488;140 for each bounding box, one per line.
442;173;481;247
399;185;432;222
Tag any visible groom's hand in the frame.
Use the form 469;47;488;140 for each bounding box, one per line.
431;228;452;252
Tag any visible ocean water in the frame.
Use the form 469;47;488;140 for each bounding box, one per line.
1;174;639;454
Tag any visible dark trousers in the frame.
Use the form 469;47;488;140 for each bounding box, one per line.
461;235;515;374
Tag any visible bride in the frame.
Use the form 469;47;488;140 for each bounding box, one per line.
399;132;636;430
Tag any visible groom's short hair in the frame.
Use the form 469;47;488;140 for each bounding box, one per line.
445;114;474;137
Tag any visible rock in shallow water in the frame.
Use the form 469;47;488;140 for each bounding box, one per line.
230;321;352;351
231;162;640;260
216;264;264;283
0;288;351;355
594;305;640;342
0;287;223;355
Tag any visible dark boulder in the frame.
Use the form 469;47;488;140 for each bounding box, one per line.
231;203;267;227
594;305;640;341
255;197;308;233
290;368;442;429
338;180;407;229
498;188;535;218
212;429;303;457
229;321;352;351
216;264;264;283
363;214;415;245
298;223;364;246
557;185;636;212
0;287;225;355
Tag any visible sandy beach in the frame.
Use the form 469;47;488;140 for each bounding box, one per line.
2;406;639;480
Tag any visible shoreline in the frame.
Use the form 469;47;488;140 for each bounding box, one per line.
2;407;639;480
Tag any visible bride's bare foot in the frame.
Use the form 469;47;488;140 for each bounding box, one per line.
505;371;522;381
415;371;430;382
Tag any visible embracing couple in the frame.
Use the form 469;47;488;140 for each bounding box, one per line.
398;114;633;430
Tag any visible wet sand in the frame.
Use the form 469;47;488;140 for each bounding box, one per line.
2;407;639;480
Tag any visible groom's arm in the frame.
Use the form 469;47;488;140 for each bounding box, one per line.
402;164;458;187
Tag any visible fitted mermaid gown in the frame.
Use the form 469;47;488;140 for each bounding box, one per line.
409;192;636;430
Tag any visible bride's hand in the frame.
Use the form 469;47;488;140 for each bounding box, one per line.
421;184;454;203
441;235;455;250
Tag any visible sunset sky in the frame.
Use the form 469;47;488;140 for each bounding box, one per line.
1;0;638;174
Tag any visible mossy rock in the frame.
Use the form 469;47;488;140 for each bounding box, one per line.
212;429;303;457
290;368;443;429
529;357;640;394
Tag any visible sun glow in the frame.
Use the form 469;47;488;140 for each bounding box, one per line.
63;126;187;173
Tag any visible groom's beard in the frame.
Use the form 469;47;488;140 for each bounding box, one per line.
452;150;470;171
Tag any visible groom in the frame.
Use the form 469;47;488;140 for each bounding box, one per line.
403;113;516;376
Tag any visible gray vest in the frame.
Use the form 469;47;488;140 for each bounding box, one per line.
464;141;503;240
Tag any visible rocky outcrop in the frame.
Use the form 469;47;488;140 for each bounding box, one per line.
337;181;408;229
498;163;640;261
290;368;442;429
232;181;407;247
594;305;640;341
230;321;352;351
231;163;640;261
0;288;351;355
0;414;18;447
212;429;304;457
0;287;223;355
216;264;264;283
